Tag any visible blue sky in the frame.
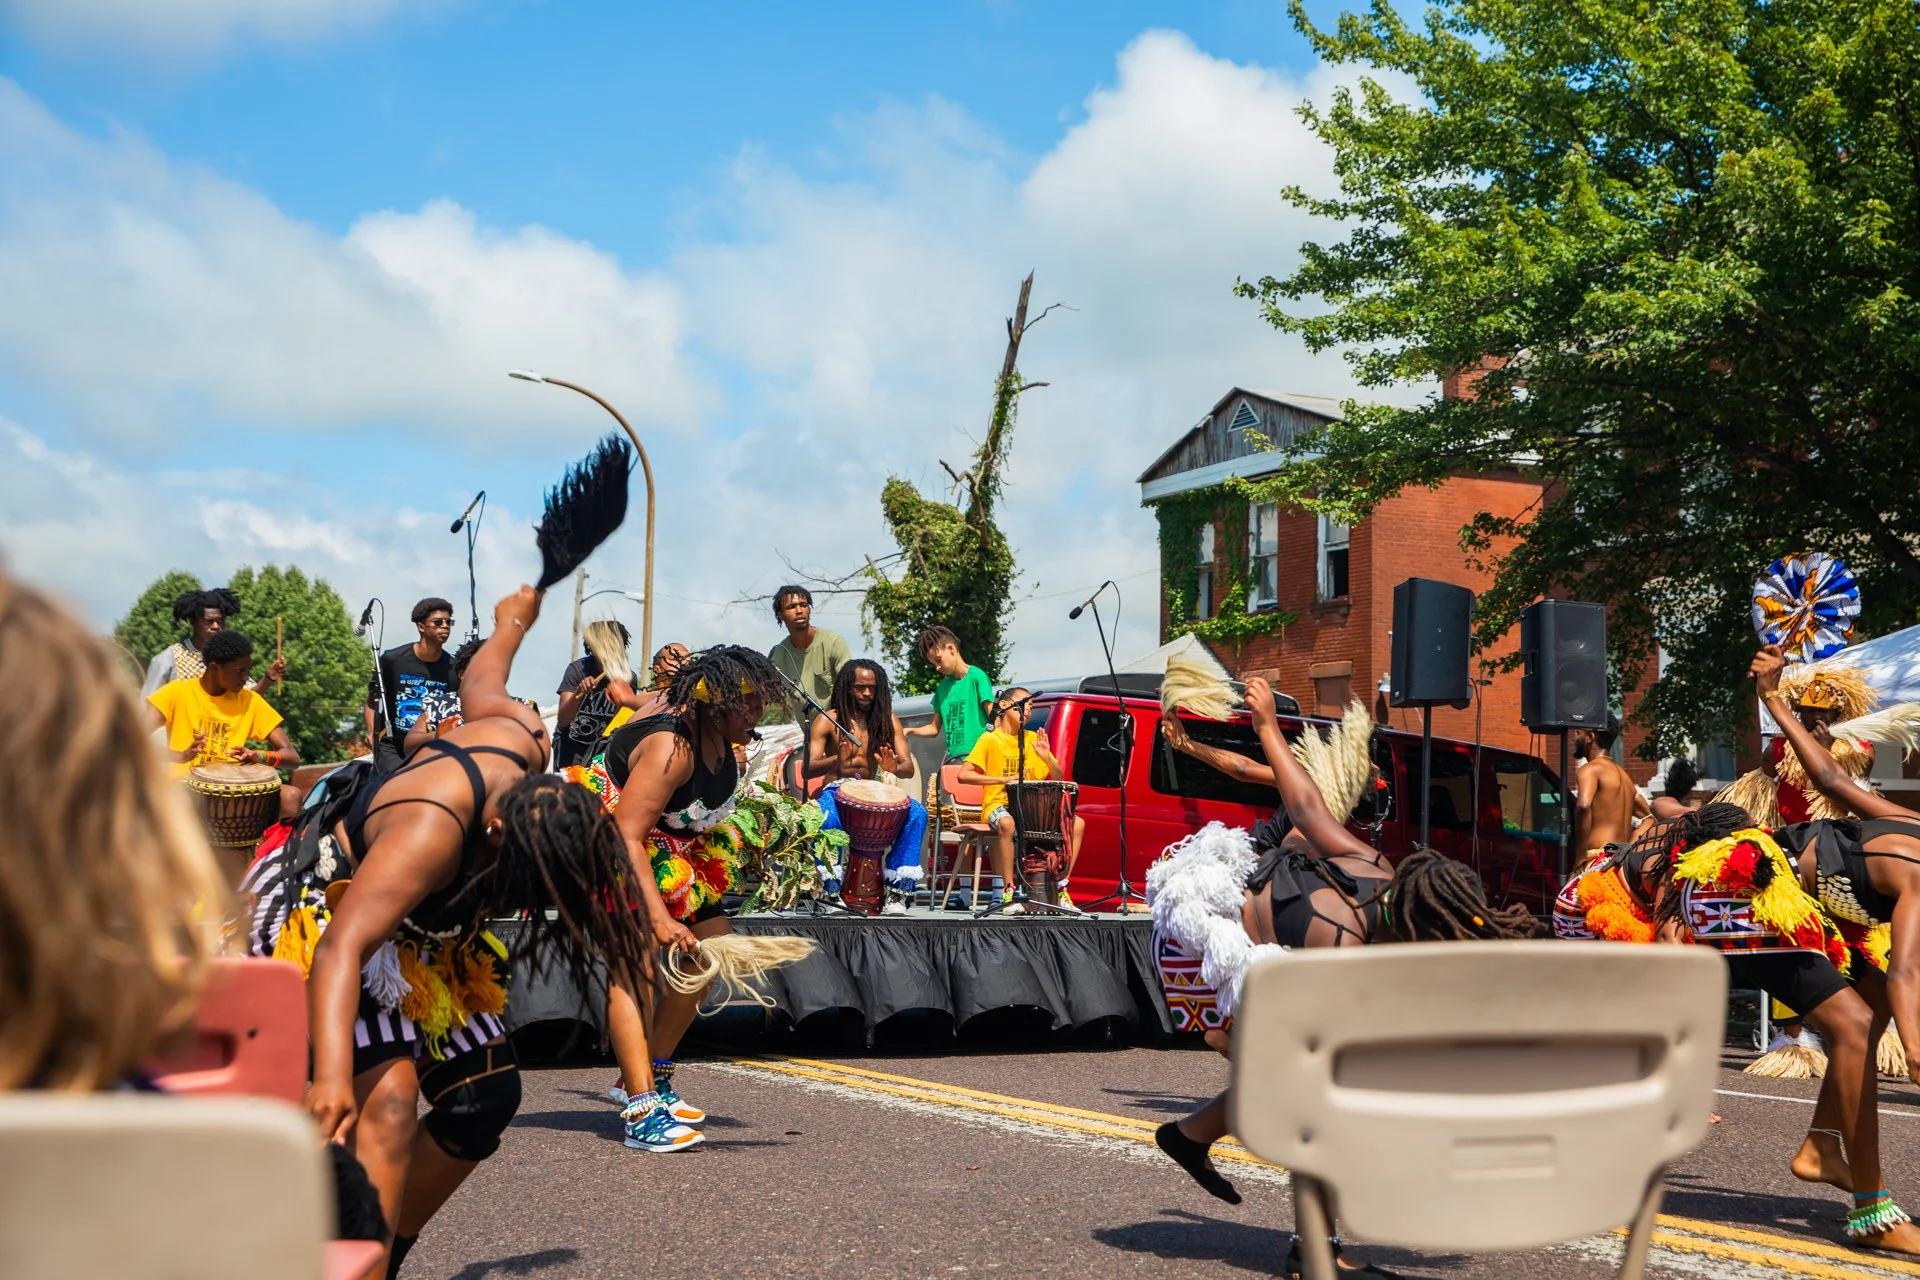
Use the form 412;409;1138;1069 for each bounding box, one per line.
0;0;1386;685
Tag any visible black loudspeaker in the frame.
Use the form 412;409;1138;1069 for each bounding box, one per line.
1389;578;1474;708
1520;600;1608;730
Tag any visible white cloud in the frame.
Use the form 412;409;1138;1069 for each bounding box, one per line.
0;32;1410;681
0;81;708;442
0;0;435;59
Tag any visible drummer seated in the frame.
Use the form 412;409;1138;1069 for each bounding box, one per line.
145;630;301;816
958;688;1085;913
806;660;927;915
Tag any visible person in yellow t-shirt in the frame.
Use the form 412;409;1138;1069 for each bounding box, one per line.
958;687;1085;913
145;629;300;784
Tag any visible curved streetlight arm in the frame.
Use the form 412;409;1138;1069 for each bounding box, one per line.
508;372;657;661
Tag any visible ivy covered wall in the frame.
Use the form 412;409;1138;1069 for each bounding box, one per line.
1152;481;1296;652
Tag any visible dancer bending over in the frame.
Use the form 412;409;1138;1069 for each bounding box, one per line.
245;587;653;1277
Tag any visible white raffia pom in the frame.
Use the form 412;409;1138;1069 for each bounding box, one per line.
1145;823;1285;1018
362;940;410;1013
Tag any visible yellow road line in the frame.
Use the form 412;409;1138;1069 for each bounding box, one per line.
777;1055;1248;1148
732;1055;1920;1277
1659;1218;1920;1279
726;1057;1276;1168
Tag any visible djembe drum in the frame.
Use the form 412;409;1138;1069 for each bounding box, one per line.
834;779;911;916
1008;779;1077;905
184;762;282;850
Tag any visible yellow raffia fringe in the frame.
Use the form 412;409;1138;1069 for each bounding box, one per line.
1780;660;1878;720
1673;829;1825;944
452;946;508;1018
1712;771;1781;830
1865;923;1893;972
1777;737;1874;819
1747;1042;1827;1079
272;904;324;977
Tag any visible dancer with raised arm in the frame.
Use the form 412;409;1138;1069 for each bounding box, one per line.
1149;677;1539;1271
243;587;654;1276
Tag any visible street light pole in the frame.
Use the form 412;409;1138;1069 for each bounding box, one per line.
508;370;657;661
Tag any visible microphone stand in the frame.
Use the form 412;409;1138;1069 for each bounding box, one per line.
1077;585;1144;915
358;600;387;768
454;494;486;644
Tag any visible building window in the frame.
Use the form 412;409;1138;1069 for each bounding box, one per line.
1317;514;1350;601
1195;522;1215;621
1247;501;1279;611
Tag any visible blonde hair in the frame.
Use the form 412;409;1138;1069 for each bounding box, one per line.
0;575;231;1090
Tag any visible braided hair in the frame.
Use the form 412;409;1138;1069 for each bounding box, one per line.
1383;849;1545;942
1635;800;1750;930
666;645;786;741
171;587;241;627
457;775;654;993
829;659;894;754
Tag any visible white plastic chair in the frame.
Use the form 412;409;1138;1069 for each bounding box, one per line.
1231;940;1725;1280
0;1092;382;1280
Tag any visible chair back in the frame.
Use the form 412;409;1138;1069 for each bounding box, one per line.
939;762;985;807
1231;940;1724;1251
0;1093;330;1279
148;956;308;1103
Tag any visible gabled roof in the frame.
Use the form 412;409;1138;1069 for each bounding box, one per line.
1134;387;1348;485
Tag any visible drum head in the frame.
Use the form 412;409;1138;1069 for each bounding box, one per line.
188;762;281;788
839;778;908;807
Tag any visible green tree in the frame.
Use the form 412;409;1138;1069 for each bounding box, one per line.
113;569;207;678
226;565;367;763
1240;0;1920;756
861;275;1052;692
116;565;368;762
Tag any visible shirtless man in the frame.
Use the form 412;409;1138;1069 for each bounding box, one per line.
1573;714;1636;868
810;659;925;914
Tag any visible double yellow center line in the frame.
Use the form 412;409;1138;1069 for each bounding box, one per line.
722;1055;1920;1280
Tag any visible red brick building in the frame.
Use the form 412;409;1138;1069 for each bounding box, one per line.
1138;388;1555;761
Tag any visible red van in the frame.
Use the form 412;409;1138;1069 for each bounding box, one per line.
1021;691;1569;914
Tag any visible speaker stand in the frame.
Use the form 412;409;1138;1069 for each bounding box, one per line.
1558;729;1572;884
1419;705;1434;849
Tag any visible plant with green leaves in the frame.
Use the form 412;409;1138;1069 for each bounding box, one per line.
1238;0;1920;757
1155;483;1298;653
116;565;370;763
720;782;851;912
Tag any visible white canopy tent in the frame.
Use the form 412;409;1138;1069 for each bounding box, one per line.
1116;632;1232;682
1834;623;1920;708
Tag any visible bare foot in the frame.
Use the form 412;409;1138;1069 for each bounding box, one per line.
1791;1132;1852;1192
1710;1113;1723;1124
1853;1220;1920;1256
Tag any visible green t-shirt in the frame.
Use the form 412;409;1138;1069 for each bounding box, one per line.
933;664;995;759
770;629;850;714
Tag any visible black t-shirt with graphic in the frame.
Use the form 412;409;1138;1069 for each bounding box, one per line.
369;643;458;753
554;656;621;769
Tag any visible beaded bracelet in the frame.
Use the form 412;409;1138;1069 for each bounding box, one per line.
1848;1189;1911;1238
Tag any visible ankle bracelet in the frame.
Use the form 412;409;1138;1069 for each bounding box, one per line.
1847;1192;1910;1238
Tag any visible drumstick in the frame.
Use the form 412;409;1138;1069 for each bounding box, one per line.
275;616;284;694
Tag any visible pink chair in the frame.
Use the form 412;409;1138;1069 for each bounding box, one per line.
932;763;996;912
147;957;385;1280
148;956;308;1104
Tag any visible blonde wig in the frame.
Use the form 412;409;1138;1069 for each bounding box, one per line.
583;618;634;686
0;575;231;1090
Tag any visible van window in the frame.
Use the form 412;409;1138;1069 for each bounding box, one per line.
1151;717;1280;808
1406;743;1475;832
1494;754;1563;842
1070;708;1131;789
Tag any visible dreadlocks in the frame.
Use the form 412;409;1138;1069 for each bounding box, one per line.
171;587;241;626
464;775;654;995
666;645;785;737
829;658;894;754
1383;849;1545;942
1639;800;1751;931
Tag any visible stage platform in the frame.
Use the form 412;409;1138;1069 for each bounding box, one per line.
495;906;1174;1045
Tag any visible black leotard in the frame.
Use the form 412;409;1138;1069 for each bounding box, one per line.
1777;817;1920;928
342;736;532;933
603;713;737;816
1247;845;1387;948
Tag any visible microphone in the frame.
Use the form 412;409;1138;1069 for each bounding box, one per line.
449;490;485;534
356;599;376;637
1068;580;1114;620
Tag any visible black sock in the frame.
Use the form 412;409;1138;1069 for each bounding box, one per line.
388;1233;418;1276
1155;1121;1242;1204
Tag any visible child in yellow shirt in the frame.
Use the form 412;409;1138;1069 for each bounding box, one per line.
958;687;1084;912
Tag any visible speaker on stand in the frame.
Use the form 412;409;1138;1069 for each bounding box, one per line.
1390;578;1475;849
1519;600;1608;883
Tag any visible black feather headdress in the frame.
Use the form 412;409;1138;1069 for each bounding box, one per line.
534;433;633;590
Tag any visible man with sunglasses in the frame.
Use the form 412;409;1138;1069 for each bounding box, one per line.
364;596;459;773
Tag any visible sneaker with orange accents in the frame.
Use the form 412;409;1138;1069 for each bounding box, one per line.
622;1096;703;1152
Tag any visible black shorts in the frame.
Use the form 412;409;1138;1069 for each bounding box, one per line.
1725;951;1852;1019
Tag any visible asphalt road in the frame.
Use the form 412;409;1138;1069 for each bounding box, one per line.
400;1039;1920;1280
